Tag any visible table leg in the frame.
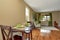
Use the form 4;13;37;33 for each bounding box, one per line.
22;32;25;40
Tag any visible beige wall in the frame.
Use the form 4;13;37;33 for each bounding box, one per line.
0;0;35;26
52;11;60;25
0;0;25;26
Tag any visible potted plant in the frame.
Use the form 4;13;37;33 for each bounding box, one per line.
24;22;31;33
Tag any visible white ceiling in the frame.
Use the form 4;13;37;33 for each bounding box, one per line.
24;0;60;12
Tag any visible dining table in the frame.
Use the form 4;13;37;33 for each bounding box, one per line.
0;25;32;40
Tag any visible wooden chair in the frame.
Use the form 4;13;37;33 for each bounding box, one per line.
54;21;58;28
54;21;60;30
0;25;24;40
0;25;13;40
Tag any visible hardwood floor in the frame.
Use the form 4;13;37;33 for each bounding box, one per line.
23;28;60;40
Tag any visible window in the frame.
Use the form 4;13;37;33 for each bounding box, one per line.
41;15;50;21
25;7;30;21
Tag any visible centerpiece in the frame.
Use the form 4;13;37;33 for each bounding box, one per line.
24;22;31;33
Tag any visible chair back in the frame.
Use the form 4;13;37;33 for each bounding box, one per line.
54;21;58;28
0;25;12;40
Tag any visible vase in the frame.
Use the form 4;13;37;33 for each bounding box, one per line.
25;27;31;33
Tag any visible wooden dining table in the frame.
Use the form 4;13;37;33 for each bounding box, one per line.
0;25;32;40
12;27;32;40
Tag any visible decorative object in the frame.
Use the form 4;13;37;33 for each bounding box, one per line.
24;22;31;40
24;22;31;33
25;27;31;33
15;24;24;28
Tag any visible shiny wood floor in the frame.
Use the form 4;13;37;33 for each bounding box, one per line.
24;28;60;40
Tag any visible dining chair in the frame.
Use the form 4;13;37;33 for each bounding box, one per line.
0;25;13;40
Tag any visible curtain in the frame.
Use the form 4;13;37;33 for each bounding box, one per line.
48;13;52;26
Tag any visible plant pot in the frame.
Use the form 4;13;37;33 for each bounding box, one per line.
25;27;31;33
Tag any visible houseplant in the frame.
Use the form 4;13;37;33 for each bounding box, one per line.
24;22;31;33
33;13;41;27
